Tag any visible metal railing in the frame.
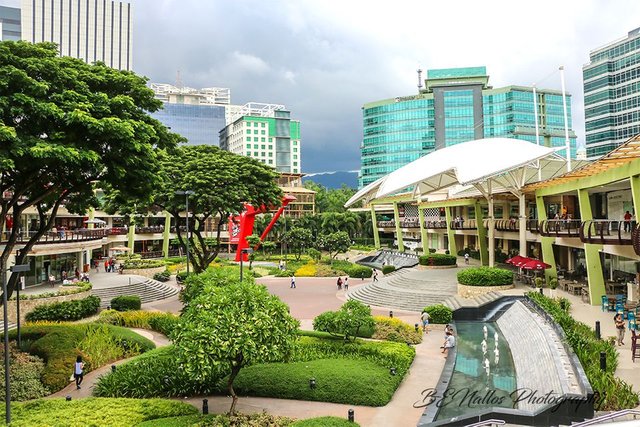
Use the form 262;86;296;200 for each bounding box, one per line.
526;219;540;233
570;409;640;426
0;228;106;244
539;219;582;237
580;220;634;245
450;219;478;230
106;227;129;235
463;419;506;427
495;219;519;231
135;226;165;234
425;220;447;229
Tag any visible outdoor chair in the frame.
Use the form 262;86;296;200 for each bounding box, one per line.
632;330;640;363
628;312;637;330
616;302;625;317
601;295;609;312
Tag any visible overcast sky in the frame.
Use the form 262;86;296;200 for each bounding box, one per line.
4;0;640;175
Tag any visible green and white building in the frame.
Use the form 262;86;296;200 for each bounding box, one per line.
219;103;301;173
583;27;640;159
360;66;577;188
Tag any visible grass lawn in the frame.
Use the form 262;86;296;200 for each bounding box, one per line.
232;358;398;406
6;398;197;427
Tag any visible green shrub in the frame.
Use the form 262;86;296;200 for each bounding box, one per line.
372;316;422;344
345;264;373;278
292;417;360;427
382;265;396;274
10;323;154;392
527;292;639;411
97;310;179;338
428;248;436;253
179;266;241;307
123;259;165;269
457;266;513;286
10;397;197;426
24;295;100;322
418;254;457;266
423;304;452;324
154;270;171;282
9;282;92;301
312;300;374;341
274;268;296;277
0;344;50;401
111;295;142;311
138;413;299;427
175;271;191;283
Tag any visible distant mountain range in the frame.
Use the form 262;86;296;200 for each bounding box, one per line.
302;171;359;189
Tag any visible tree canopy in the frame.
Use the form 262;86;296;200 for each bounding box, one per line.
0;41;179;298
106;145;282;273
173;280;299;414
303;181;357;213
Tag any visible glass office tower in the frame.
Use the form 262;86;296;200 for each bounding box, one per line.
583;28;640;159
360;66;577;188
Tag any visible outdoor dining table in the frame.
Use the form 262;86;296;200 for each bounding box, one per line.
567;282;584;295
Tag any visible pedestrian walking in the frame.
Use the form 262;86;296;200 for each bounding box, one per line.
48;274;56;288
74;355;84;389
614;313;626;345
372;269;378;282
94;260;99;273
74;267;81;280
421;310;431;333
344;276;349;291
464;253;470;265
104;259;109;273
290;274;296;289
337;277;343;290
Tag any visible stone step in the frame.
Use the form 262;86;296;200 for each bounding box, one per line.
92;279;179;308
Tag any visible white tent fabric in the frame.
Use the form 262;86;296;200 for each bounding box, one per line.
346;138;570;207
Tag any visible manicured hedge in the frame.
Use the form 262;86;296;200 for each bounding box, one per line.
457;266;513;286
527;292;639;411
0;344;50;401
95;335;415;403
419;254;457;266
372;316;422;344
24;295;100;322
382;265;396;274
97;310;179;338
138;414;354;427
154;270;171;282
423;304;453;324
10;397;197;427
123;259;165;269
110;295;142;311
9;282;92;301
10;323;154;392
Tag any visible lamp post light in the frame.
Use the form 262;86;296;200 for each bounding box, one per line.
239;248;253;282
175;190;195;275
2;263;30;424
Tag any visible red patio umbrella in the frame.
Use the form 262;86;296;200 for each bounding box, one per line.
506;255;529;267
521;258;552;270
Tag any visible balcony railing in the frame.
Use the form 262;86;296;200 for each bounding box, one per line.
580;220;634;245
135;226;165;234
0;229;106;244
106;227;129;235
139;249;182;259
539;219;582;237
425;220;447;229
495;219;519;231
526;219;540;233
450;219;478;230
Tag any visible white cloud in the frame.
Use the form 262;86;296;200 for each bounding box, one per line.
230;51;270;75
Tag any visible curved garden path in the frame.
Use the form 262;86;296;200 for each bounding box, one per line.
49;328;170;399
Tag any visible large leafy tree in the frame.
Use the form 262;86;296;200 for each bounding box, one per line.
282;227;313;261
0;41;179;300
107;145;282;273
320;231;352;260
173;280;299;414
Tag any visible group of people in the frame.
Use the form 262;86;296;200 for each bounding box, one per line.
420;310;456;355
102;258;121;273
336;276;349;290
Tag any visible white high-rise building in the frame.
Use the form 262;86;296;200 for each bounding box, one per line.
20;0;132;70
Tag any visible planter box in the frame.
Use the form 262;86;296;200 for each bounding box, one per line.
458;283;514;299
417;264;458;270
121;266;166;278
9;290;91;324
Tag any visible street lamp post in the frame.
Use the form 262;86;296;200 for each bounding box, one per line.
175;191;195;275
239;248;253;282
2;262;30;424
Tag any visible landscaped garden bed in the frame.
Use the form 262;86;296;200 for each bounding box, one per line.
418;254;457;268
457;266;514;298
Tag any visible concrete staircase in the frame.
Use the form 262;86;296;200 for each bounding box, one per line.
347;269;457;312
91;279;179;308
442;291;503;311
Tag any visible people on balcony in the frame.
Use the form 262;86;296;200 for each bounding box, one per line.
624;210;632;233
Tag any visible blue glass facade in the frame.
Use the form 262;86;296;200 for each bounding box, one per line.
360;67;577;188
583;28;640;158
0;6;21;41
150;103;226;146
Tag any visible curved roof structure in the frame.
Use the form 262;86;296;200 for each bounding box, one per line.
346;137;573;207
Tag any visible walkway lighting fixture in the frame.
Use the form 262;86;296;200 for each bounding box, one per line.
309;378;316;389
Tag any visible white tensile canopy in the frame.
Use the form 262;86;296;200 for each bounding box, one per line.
347;137;587;266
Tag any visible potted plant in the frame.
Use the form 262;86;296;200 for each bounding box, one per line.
549;278;558;298
535;277;544;294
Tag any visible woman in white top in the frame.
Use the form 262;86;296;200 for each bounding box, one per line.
74;355;85;389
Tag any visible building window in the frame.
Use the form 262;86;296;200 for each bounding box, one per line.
261;123;265;127
254;152;259;156
261;144;266;149
293;155;298;159
269;145;273;149
261;152;265;157
246;137;251;142
293;148;298;152
261;130;265;135
269;152;273;157
254;144;258;149
268;160;273;164
254;137;259;142
293;162;298;166
261;138;266;142
293;168;298;173
293;141;298;145
246;144;251;149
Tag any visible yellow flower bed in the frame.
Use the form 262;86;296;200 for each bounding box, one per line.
295;262;317;277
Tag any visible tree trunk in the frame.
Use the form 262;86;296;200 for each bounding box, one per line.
227;354;243;415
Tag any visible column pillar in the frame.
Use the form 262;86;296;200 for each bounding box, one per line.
536;195;558;284
127;216;135;253
418;206;428;254
162;212;171;259
370;205;380;249
393;202;404;252
87;208;95;262
578;188;605;305
518;194;527;257
444;206;457;255
475;201;488;265
488;196;495;267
